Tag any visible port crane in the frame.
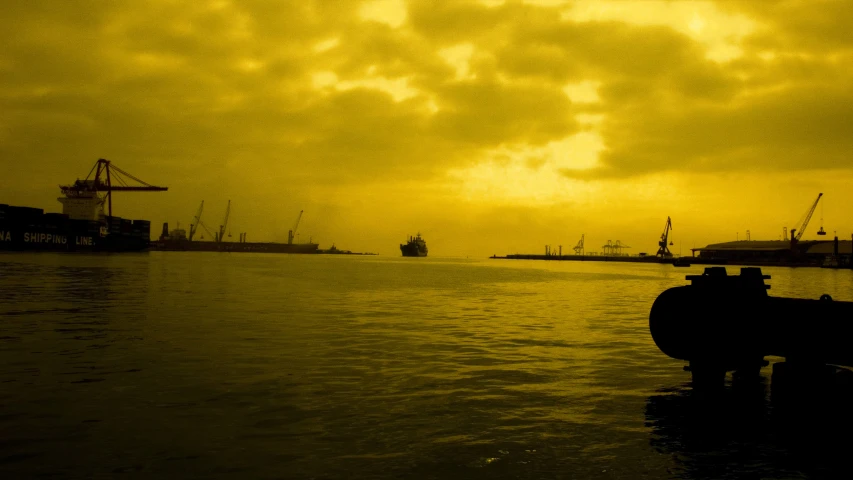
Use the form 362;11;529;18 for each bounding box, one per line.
817;200;827;236
602;240;630;256
656;217;673;258
216;200;231;242
288;210;303;245
189;200;204;241
789;193;822;242
186;200;220;241
59;158;167;217
573;234;585;255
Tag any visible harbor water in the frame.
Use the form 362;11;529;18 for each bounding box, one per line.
1;253;852;479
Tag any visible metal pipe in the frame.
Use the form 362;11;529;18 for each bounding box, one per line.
649;267;853;371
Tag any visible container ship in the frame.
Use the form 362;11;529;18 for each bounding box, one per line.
151;204;319;254
0;159;165;253
400;233;427;257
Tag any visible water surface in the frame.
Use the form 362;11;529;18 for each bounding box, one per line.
2;253;852;478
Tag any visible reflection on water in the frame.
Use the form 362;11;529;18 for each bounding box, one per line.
1;254;852;478
647;368;853;479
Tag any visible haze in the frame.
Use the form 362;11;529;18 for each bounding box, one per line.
2;0;852;256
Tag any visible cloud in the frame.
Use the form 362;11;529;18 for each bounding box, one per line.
3;0;853;253
723;0;853;54
592;85;853;177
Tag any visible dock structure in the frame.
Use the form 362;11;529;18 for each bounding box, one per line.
491;205;852;268
691;237;853;268
491;253;670;264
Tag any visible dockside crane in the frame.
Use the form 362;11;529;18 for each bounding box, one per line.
189;200;204;241
59;158;167;217
656;217;673;258
573;234;585;255
188;201;217;240
217;200;231;243
817;200;827;236
601;240;630;256
790;193;822;242
196;221;215;241
288;210;303;245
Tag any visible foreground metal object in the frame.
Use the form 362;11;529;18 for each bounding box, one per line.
649;267;853;385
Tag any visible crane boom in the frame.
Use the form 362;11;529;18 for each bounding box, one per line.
793;193;822;242
189;200;204;241
218;200;231;243
197;221;215;240
288;210;303;245
59;158;167;217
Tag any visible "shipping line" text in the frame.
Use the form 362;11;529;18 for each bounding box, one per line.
0;231;94;245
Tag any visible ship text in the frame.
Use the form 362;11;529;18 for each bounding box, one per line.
24;233;68;244
0;231;11;242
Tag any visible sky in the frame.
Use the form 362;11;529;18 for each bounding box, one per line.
2;0;853;256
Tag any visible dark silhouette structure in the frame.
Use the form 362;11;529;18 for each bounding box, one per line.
1;159;163;252
649;267;853;387
60;158;167;218
657;216;673;258
400;233;427;257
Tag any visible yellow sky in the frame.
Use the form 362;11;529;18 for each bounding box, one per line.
2;0;853;255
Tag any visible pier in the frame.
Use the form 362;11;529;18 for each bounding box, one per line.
490;253;671;264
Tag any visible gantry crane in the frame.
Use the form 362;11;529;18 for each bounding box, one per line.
790;193;822;242
59;158;167;217
573;234;585;255
217;200;231;243
657;217;673;258
602;240;630;256
288;210;303;245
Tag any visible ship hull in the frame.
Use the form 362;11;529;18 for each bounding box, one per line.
0;227;149;252
152;240;319;254
0;204;150;253
400;244;427;257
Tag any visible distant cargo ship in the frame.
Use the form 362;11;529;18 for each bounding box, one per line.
151;205;319;254
152;223;319;254
400;233;427;257
0;159;164;253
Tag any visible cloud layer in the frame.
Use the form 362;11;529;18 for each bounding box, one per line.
2;0;851;254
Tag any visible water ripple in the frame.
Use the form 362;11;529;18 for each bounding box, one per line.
1;254;852;478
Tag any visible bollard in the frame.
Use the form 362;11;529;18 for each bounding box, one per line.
649;267;853;386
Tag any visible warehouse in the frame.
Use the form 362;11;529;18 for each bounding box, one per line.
691;238;853;266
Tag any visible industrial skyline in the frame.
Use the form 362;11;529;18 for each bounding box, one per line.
2;0;852;256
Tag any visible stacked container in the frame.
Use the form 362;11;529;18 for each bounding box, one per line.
106;216;123;235
131;220;151;241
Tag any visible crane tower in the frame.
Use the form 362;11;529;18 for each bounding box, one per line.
572;234;585;255
216;200;231;243
288;210;303;245
656;217;673;258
